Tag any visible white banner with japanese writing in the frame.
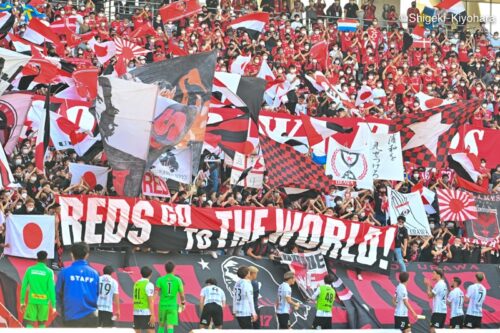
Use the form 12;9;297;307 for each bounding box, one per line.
388;188;431;236
150;148;192;184
352;129;404;181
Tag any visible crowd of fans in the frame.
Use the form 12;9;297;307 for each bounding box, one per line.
0;0;500;273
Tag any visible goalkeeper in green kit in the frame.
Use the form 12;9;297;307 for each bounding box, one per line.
20;251;56;328
155;261;185;333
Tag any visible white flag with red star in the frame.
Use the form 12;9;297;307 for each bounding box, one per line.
4;215;55;259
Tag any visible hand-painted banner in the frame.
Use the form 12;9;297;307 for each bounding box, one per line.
352;129;404;181
56;194;397;273
388;188;431;236
279;251;328;299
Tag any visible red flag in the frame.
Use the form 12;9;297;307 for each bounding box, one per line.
158;0;202;23
167;39;188;56
88;38;116;64
72;67;98;101
456;176;489;194
50;17;77;35
23;18;61;46
309;41;328;69
130;22;158;39
28;45;60;84
114;55;127;77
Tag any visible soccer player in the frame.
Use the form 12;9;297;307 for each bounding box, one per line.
464;272;487;328
447;277;464;328
312;274;336;329
20;250;56;328
425;268;448;332
232;266;257;329
133;266;155;333
393;272;418;333
276;271;300;329
56;242;99;327
156;261;185;333
248;266;260;329
199;278;226;329
97;265;120;327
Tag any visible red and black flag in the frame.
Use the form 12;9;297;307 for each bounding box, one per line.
205;114;256;158
260;134;334;193
129;51;217;173
35;87;50;173
390;99;480;169
464;193;500;244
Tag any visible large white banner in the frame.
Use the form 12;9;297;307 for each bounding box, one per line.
388;188;431;236
150;148;192;184
352;128;404;181
230;152;265;188
326;138;373;189
4;215;55;259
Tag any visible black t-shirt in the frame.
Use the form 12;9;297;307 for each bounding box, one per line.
395;226;408;248
449;245;465;263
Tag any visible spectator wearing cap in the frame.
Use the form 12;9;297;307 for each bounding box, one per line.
395;216;409;272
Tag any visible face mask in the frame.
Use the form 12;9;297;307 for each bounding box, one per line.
22;149;29;154
430;223;435;229
30;176;37;182
336;200;342;206
15;159;22;165
236;194;242;201
437;244;443;249
16;204;22;210
26;206;34;212
481;162;486;167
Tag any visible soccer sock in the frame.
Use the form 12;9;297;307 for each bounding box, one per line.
167;328;174;333
39;325;46;328
158;327;165;333
26;324;33;328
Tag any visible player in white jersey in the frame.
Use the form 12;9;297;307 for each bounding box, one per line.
425;268;448;332
199;278;226;329
392;272;418;333
464;272;487;328
276;271;300;329
447;277;465;328
97;265;120;327
232;266;257;329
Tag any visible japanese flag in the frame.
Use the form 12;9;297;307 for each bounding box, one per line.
4;215;55;259
355;85;373;106
69;162;109;189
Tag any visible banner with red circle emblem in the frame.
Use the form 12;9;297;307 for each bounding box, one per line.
4;215;55;259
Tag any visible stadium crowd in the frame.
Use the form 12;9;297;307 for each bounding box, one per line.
0;0;500;275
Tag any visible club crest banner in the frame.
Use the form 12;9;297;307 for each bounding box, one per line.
326;138;373;189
